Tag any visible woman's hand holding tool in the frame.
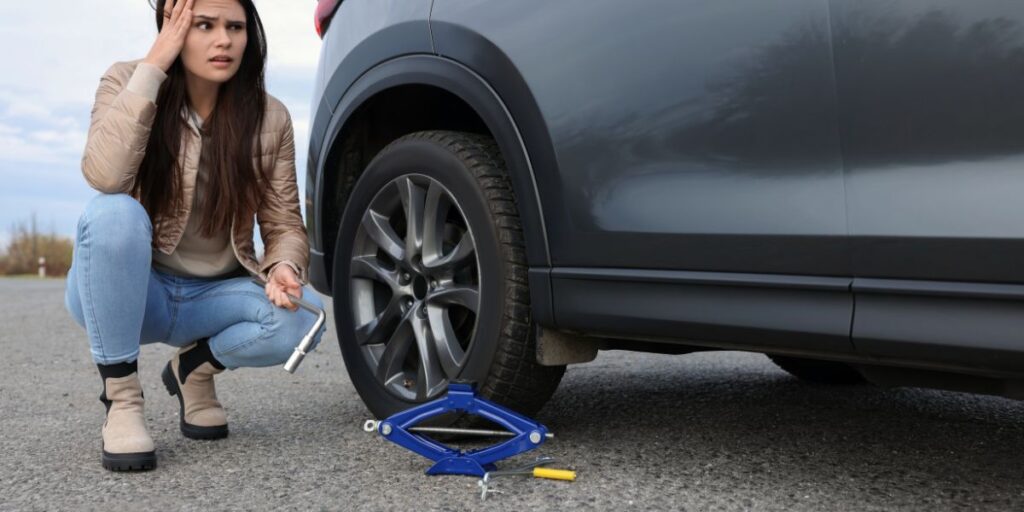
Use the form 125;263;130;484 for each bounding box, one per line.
249;276;326;373
265;263;302;312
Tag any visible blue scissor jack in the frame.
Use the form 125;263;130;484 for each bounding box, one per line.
363;381;551;477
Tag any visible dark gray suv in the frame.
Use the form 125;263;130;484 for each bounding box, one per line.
305;0;1024;418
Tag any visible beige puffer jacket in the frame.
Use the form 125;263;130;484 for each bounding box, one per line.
81;60;309;283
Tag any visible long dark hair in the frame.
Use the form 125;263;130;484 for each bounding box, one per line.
135;0;269;239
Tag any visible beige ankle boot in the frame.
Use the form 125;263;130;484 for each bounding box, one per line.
162;339;228;439
98;363;156;471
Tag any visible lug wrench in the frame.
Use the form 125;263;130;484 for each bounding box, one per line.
250;277;326;373
478;456;576;500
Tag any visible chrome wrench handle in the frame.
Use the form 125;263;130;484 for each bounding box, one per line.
478;456;557;500
250;278;326;373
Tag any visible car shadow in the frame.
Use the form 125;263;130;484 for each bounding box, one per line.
535;351;1024;507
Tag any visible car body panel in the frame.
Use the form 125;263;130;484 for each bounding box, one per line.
432;0;850;276
831;0;1024;283
552;268;855;354
853;278;1024;373
829;0;1024;367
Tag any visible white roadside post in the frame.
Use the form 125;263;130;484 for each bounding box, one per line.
38;257;46;278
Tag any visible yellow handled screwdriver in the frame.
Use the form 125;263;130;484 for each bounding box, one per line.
533;467;577;481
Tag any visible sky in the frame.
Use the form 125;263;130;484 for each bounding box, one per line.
0;0;323;251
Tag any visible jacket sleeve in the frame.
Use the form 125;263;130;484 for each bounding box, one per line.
80;62;167;194
257;110;311;284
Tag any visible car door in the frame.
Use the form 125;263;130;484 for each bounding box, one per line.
434;0;850;276
829;0;1024;371
432;0;856;353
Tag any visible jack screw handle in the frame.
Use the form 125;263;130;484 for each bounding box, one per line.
250;278;327;373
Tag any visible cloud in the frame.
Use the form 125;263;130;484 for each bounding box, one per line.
0;89;87;166
0;2;156;108
0;125;84;166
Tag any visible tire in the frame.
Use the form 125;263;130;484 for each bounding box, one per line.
332;130;565;420
768;355;866;385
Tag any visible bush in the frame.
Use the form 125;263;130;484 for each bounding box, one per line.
1;214;74;277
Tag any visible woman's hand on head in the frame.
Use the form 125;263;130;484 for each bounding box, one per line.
265;263;302;312
144;0;194;72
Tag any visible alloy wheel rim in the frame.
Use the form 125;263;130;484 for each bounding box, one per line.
349;174;481;401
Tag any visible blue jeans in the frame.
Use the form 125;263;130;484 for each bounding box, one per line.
64;193;326;369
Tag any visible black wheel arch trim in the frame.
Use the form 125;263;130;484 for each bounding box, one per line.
308;19;433;171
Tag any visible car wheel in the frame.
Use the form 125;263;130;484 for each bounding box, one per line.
768;355;865;385
332;130;565;419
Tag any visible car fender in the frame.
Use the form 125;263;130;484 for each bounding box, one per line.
312;54;557;324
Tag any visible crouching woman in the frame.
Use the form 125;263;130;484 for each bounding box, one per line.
64;0;326;471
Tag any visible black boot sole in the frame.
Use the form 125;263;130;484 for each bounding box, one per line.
102;448;157;471
161;362;229;440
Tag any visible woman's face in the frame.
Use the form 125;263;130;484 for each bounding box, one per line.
178;0;247;85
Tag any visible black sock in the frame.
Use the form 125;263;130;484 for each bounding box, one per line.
178;338;225;384
97;360;138;412
97;359;138;380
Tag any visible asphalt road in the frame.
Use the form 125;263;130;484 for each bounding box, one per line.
2;277;1023;511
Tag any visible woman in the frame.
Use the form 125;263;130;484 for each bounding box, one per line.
64;0;326;471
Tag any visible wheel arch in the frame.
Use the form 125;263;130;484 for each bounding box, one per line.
310;54;555;323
